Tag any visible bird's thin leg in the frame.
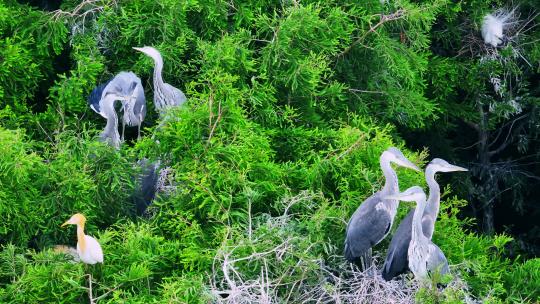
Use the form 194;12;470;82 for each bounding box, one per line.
137;114;142;140
359;248;373;272
121;115;126;142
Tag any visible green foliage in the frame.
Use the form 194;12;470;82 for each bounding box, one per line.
434;193;512;299
0;127;136;247
0;0;538;303
0;1;68;133
504;258;540;302
0;249;86;303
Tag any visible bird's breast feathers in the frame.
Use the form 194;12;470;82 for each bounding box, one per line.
77;235;103;264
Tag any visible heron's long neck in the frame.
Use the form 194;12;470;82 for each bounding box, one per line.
412;196;427;242
381;155;398;192
76;223;87;252
152;54;165;89
424;168;440;239
380;154;399;213
101;97;120;148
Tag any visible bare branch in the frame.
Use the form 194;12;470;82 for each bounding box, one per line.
488;113;529;156
49;0;116;22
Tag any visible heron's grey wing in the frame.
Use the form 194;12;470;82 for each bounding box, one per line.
132;159;159;216
164;83;187;107
382;209;414;280
344;193;392;262
88;80;111;114
426;243;449;276
132;84;147;122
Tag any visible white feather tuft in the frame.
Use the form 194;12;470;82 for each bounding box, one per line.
481;9;516;47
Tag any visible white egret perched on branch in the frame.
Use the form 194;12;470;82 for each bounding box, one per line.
344;147;420;269
61;213;103;265
385;187;449;281
382;159;467;280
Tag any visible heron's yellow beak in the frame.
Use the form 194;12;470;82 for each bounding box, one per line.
61;221;70;227
133;47;143;52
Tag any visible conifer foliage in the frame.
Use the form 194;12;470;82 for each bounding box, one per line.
0;0;538;303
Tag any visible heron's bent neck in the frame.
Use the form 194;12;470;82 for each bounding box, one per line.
412;196;427;243
76;223;87;252
424;167;440;239
100;96;120;148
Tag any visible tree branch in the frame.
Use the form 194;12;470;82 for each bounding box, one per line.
489;113;529;148
488;113;530;157
338;9;406;57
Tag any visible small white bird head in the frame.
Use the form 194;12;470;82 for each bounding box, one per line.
61;213;87;227
384;186;426;202
384;147;421;171
427;158;468;173
133;46;163;63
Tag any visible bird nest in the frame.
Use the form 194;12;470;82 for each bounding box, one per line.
457;6;536;63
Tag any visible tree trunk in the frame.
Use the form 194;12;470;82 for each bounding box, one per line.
482;203;495;235
475;104;496;235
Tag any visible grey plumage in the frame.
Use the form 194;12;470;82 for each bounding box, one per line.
88;79;111;115
133;46;187;113
385;186;450;281
89;72;145;146
132;159;160;216
344;147;420;268
382;159;467;280
95;91;132;149
105;72;146;140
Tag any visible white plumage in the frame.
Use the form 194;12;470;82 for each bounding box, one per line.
77;235;103;265
61;213;104;265
482;14;504;47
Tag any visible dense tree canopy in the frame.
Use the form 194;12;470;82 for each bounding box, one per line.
0;0;539;302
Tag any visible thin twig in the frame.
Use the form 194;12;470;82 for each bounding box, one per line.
338;9;406;58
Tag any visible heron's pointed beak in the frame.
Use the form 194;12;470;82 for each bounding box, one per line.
385;193;416;201
397;158;421;172
61;221;69;227
448;165;468;172
133;47;143;52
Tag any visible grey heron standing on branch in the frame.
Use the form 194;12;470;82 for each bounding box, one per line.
344;147;420;269
384;186;450;281
114;72;146;140
88;72;146;142
133;46;187;113
382;159;467;281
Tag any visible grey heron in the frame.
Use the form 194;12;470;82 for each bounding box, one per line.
384;186;449;281
382;159;467;281
133;46;187;112
115;72;146;141
93;90;132;149
89;72;146;141
344;147;420;269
